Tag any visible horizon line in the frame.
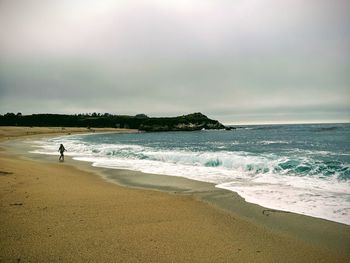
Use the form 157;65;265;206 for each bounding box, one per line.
1;112;349;126
224;121;350;126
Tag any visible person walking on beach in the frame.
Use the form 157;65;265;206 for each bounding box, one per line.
58;144;66;162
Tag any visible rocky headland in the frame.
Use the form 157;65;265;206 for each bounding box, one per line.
0;112;227;132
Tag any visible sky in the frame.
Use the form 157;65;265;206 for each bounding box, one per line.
0;0;349;124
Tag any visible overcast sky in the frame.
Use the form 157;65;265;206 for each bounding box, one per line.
0;0;349;124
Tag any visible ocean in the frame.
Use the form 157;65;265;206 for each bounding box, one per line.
31;123;350;225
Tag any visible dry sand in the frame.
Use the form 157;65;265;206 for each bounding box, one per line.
0;127;349;262
0;126;137;142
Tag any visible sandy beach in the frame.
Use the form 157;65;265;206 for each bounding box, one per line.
1;127;349;262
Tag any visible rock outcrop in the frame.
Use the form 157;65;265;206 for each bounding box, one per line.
138;113;225;132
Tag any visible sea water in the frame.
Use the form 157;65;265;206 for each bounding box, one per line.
31;123;350;225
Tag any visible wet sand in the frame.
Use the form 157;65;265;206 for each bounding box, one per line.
1;127;349;262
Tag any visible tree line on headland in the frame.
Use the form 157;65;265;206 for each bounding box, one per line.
0;112;229;132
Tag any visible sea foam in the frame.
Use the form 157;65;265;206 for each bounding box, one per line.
30;127;350;225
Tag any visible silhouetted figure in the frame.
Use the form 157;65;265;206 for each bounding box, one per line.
58;144;66;162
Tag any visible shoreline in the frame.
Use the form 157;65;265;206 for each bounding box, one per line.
0;126;140;142
1;127;350;262
21;137;350;251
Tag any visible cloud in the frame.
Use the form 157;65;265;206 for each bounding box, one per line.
0;0;349;123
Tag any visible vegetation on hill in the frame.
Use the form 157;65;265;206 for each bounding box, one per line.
0;112;226;131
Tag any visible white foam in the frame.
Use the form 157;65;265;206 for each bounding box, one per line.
217;173;350;225
30;135;350;225
259;140;290;145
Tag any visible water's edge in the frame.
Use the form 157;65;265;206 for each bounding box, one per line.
2;135;350;255
30;129;350;226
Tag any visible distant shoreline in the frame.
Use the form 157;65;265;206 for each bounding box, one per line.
0;112;226;132
0;126;138;142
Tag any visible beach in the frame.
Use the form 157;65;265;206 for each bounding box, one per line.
1;127;349;262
